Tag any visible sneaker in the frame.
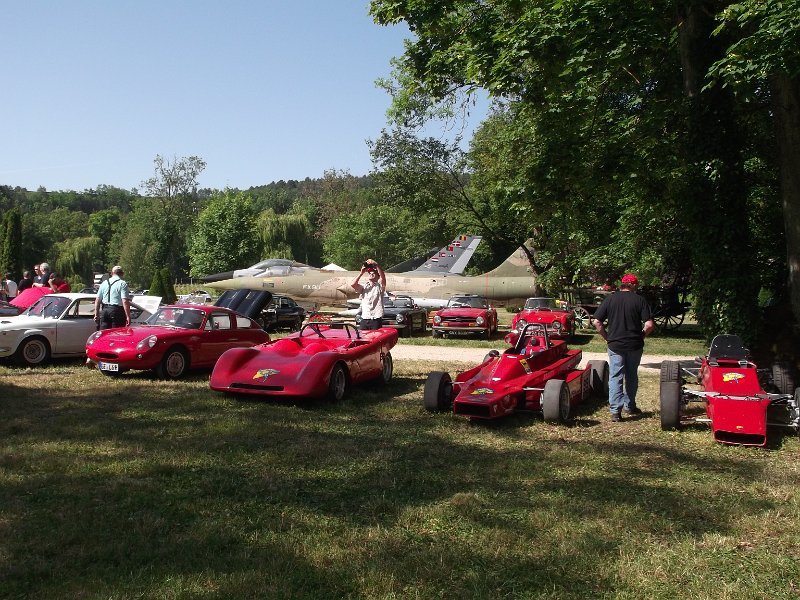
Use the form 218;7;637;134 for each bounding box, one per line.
624;406;642;415
610;412;622;422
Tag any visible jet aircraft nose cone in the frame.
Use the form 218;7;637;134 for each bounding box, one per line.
201;271;234;283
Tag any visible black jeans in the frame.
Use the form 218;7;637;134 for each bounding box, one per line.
99;305;126;330
359;318;382;330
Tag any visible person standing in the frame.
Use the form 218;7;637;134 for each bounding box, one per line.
3;273;18;299
351;259;386;330
592;273;655;422
32;264;42;284
33;262;52;288
17;271;34;293
93;265;131;329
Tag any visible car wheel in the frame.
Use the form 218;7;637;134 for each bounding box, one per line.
432;330;442;339
380;352;394;384
155;347;188;380
484;327;491;340
423;371;452;412
660;360;682;430
772;362;795;395
587;360;609;401
573;307;591;330
327;363;348;401
13;336;51;367
542;379;570;423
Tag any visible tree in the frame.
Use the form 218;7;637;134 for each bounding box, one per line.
140;155;207;277
0;207;23;278
54;237;103;287
257;209;320;265
188;190;261;277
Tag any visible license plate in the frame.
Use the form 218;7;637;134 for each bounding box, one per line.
98;361;119;372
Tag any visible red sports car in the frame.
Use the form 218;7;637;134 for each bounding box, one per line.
86;304;269;379
660;334;799;446
511;297;575;339
431;294;498;339
209;322;398;401
424;323;608;422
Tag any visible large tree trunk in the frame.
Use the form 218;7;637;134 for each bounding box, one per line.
772;74;800;325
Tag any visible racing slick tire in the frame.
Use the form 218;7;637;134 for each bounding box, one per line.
772;362;795;395
660;360;682;430
379;352;394;384
587;360;609;401
542;379;570;424
155;347;189;380
327;363;348;401
13;336;52;367
423;371;452;412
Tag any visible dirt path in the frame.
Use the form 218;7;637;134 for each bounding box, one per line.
391;343;696;373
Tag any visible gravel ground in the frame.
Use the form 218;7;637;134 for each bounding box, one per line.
391;343;697;373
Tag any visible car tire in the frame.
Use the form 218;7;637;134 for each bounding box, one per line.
13;336;52;367
423;371;452;412
542;379;570;423
327;363;348;401
155;347;188;380
380;352;393;384
772;362;795;395
587;360;609;401
432;330;442;339
292;317;302;332
660;360;682;430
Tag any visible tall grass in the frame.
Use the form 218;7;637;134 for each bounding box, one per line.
1;357;798;599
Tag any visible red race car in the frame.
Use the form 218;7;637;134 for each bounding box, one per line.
660;334;799;446
86;304;269;379
209;321;398;401
431;294;498;339
424;323;609;422
511;297;575;339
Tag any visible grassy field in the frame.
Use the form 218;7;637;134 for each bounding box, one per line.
2;348;799;598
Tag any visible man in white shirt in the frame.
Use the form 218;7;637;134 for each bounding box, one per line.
351;259;386;330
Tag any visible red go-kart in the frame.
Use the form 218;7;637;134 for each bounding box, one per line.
424;323;609;422
660;334;800;446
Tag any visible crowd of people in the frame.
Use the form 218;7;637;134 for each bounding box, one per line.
0;262;72;301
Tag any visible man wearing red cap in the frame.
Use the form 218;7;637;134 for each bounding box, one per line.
592;273;655;422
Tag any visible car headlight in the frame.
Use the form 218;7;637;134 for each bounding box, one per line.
136;335;158;351
433;315;442;324
86;331;102;345
395;314;405;323
516;319;528;332
552;321;562;330
476;316;485;326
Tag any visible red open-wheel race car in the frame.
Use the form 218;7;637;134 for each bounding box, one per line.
423;323;609;423
660;334;800;446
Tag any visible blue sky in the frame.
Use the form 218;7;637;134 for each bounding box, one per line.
2;1;488;192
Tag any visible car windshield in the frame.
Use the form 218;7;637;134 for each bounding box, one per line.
388;297;414;308
25;296;71;319
147;307;206;329
524;298;559;310
448;296;485;308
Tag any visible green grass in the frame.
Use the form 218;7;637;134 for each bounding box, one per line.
1;358;798;599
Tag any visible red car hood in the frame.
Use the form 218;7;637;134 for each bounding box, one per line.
92;325;194;347
437;307;486;318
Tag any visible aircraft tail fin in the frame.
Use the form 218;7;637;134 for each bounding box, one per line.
410;235;482;274
483;243;534;277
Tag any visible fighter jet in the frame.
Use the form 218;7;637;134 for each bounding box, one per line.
201;235;481;283
206;241;537;305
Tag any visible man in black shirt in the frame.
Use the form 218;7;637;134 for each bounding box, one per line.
592;274;654;422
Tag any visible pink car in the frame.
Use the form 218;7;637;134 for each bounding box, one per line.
210;322;398;401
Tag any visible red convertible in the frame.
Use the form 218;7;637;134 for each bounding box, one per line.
424;323;608;422
511;297;575;339
431;294;498;339
86;304;269;379
210;322;397;401
660;334;799;446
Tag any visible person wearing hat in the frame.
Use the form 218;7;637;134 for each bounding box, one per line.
351;258;386;330
93;265;131;329
592;273;655;422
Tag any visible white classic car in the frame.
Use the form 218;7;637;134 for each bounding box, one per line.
0;293;153;367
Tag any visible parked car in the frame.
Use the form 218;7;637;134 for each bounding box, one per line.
660;334;799;446
86;304;270;379
0;293;153;367
431;294;498;339
511;297;575;338
177;289;213;304
260;294;306;331
424;323;608;422
355;294;427;337
210;322;397;401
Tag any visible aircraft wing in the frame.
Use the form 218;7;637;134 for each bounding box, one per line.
411;235;482;275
